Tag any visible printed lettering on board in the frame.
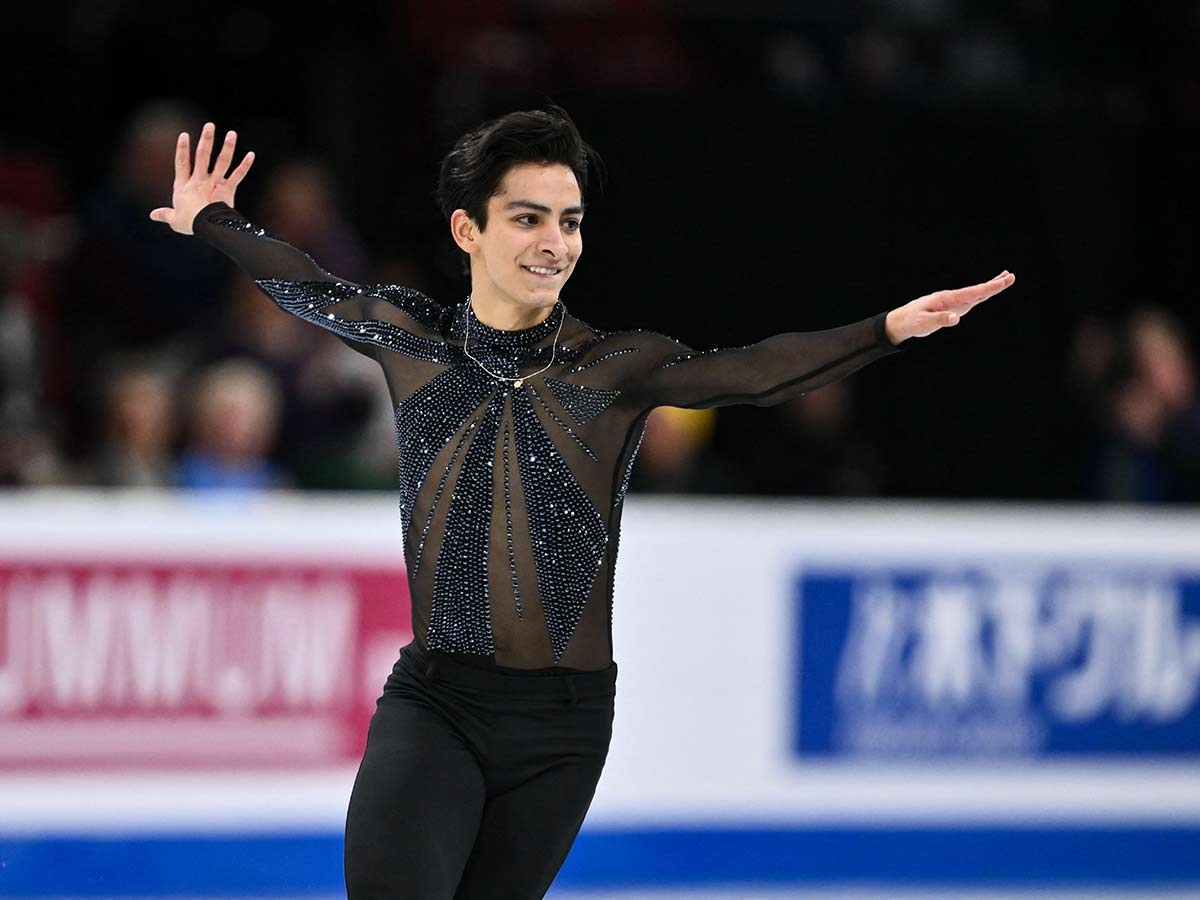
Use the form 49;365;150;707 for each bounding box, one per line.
0;561;411;769
792;566;1200;756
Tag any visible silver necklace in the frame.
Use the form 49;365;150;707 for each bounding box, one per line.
462;299;565;388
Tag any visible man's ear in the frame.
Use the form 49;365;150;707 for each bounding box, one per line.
450;209;478;255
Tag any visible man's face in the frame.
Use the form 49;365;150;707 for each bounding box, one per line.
466;162;584;314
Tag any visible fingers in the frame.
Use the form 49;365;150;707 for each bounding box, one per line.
212;128;237;180
173;131;190;186
187;122;252;196
194;121;216;178
984;270;1015;296
982;270;1015;292
944;271;1016;310
973;270;1016;304
227;149;256;188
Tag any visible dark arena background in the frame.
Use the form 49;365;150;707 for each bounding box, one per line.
2;2;1199;899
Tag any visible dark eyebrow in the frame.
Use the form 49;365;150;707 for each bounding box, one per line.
504;200;585;216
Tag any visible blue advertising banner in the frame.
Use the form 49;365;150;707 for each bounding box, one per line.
793;565;1200;757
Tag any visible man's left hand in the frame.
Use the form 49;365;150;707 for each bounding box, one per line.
886;271;1016;344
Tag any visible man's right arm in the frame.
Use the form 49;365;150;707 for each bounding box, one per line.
151;123;446;362
193;200;447;363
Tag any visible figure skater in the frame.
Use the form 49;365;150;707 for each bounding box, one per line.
149;107;1014;899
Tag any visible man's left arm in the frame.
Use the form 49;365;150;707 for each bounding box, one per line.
623;271;1016;412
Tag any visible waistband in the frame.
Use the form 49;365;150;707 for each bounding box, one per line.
401;640;617;700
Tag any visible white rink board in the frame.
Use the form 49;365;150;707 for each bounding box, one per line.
1;491;1199;832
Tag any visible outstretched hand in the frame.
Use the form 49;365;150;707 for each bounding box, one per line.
885;271;1016;344
148;122;255;235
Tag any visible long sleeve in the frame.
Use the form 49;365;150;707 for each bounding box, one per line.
617;311;902;411
191;201;448;362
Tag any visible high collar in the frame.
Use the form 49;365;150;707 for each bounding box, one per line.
450;299;565;348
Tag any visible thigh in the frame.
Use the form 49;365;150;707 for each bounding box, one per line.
344;696;486;900
452;752;608;900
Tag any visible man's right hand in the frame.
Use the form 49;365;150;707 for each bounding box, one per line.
148;121;255;235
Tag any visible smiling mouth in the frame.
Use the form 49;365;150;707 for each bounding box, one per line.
522;265;562;277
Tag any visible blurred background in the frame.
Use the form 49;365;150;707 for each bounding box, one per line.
2;1;1199;898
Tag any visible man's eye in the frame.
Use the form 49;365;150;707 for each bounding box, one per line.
563;219;581;231
516;215;537;225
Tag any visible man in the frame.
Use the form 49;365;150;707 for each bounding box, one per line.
150;107;1014;899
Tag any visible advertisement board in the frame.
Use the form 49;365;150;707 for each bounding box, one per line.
794;565;1200;757
2;494;1199;895
0;560;410;768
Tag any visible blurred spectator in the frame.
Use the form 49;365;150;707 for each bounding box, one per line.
1065;315;1118;423
0;192;68;487
246;158;385;485
289;342;397;490
258;160;371;284
57;100;227;458
1041;314;1119;499
538;0;698;96
764;32;829;98
740;380;883;497
0;208;44;433
85;359;176;488
1089;307;1200;502
201;271;392;490
944;21;1027;97
0;145;73;401
628;406;746;494
60;99;223;350
846;24;916;98
175;358;288;491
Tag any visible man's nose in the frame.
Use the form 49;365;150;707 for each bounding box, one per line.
539;226;568;258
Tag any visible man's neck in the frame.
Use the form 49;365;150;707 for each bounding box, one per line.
468;289;555;332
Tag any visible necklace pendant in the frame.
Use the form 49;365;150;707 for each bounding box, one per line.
513;378;524;388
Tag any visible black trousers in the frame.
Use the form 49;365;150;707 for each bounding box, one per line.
344;640;618;900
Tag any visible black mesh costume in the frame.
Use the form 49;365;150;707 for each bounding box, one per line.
194;200;902;671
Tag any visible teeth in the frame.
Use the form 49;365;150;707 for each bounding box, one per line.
524;266;560;275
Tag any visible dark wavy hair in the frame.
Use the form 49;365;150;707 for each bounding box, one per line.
436;105;603;273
